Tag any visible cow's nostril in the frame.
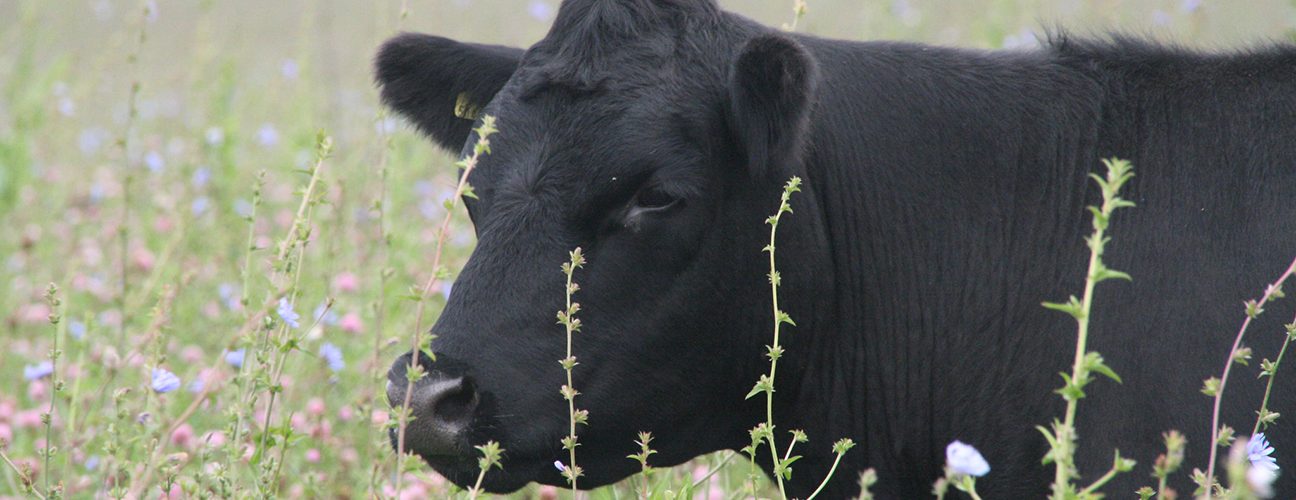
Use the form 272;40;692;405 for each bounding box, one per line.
386;360;480;457
432;377;479;427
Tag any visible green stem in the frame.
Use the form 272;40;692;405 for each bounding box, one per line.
1080;466;1121;496
1046;159;1135;498
689;451;738;491
43;328;57;496
762;178;800;499
565;259;579;495
1054;221;1103;490
0;449;45;499
254;138;327;473
63;334;86;476
468;464;488;500
394;117;496;496
116;0;149;354
239;172;265;311
804;450;846;500
226;172;264;481
1253;322;1293;436
1205;257;1296;495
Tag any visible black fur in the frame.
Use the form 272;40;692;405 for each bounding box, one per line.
375;33;523;150
728;34;819;177
377;1;1296;498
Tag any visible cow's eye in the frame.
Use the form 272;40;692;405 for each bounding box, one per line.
633;186;680;212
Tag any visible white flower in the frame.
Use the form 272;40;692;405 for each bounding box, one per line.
946;440;990;477
205;127;225;146
1248;464;1277;498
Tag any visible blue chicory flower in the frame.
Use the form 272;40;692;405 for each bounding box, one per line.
319;342;344;372
225;348;246;368
1249;433;1279;472
151;368;181;393
68;320;86;340
277;298;300;328
280;59;299;80
192;166;211;188
191;196;210;216
257;123;280;147
145;151;165;173
24;361;54;381
314;303;339;326
529;0;554;21
233;199;253;218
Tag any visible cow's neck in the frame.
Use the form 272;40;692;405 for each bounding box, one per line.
774;103;1093;497
757;170;939;498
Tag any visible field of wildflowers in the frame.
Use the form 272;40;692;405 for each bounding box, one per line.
2;0;1295;498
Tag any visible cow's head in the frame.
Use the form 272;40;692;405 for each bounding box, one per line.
378;0;829;491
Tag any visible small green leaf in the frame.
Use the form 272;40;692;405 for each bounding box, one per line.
1260;358;1278;377
1231;346;1252;366
779;455;802;479
1215;425;1235;447
1091;265;1132;283
1245;299;1263;318
1113;450;1136;472
1084;352;1123;383
745;376;772;400
1201;377;1221;397
1055;372;1087;401
1257;408;1281;428
1042;296;1085;320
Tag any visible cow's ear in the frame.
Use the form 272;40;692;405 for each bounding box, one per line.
726;33;818;178
376;33;523;152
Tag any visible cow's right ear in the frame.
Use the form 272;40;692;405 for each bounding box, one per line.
726;33;819;178
375;33;523;152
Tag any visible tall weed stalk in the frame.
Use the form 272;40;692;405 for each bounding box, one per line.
743;177;854;500
1039;158;1138;499
393;116;498;495
1199;256;1296;497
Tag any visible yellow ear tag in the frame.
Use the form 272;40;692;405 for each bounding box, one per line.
454;92;481;120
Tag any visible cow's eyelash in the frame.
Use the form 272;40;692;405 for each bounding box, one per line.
635;184;678;208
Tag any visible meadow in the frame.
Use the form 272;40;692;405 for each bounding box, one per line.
2;0;1295;498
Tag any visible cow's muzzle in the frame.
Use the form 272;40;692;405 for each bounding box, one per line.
386;352;480;457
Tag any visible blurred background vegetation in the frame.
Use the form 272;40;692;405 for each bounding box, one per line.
1;0;1294;498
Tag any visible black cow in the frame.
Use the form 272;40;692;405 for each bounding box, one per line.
376;0;1296;497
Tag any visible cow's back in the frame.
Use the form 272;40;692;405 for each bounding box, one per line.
794;34;1296;497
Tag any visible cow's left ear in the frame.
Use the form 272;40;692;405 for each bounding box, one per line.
726;33;819;178
375;33;523;152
